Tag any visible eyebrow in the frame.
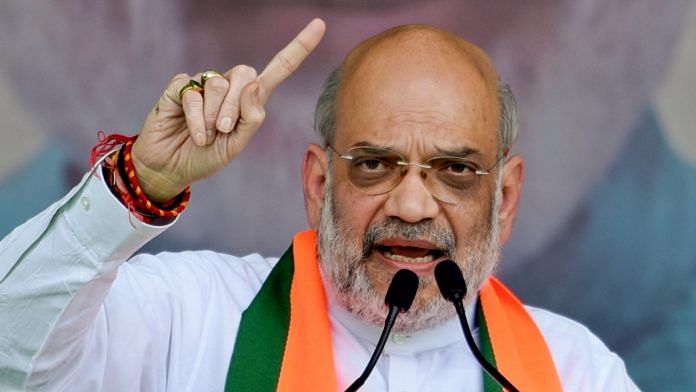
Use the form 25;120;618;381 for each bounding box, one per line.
350;141;483;159
433;146;482;158
351;141;384;149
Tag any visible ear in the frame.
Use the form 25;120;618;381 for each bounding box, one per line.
302;144;329;229
497;155;524;246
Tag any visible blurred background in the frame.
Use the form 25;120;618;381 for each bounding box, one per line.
1;1;694;389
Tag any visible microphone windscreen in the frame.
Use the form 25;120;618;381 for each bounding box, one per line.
435;259;467;302
385;269;419;312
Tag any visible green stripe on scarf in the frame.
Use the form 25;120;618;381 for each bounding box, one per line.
478;301;502;392
225;246;294;391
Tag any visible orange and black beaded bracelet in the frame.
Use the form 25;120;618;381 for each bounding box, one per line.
115;137;190;219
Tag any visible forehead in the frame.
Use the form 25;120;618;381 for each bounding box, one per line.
334;29;500;155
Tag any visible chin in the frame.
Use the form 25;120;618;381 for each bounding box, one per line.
392;292;457;333
368;268;457;333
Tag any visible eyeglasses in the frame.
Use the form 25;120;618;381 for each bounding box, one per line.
326;144;506;204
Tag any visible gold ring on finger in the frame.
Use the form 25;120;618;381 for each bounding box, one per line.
201;69;224;87
178;79;204;101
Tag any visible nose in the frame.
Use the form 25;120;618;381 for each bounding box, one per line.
382;169;440;223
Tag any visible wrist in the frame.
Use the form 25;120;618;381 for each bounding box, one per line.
130;158;186;204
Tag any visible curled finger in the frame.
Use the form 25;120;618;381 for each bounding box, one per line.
218;65;257;133
202;72;229;143
181;74;207;146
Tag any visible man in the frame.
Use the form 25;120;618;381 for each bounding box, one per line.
0;19;637;391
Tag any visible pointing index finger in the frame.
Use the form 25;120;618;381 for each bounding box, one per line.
257;18;326;104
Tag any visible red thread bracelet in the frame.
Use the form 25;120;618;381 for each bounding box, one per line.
91;132;191;221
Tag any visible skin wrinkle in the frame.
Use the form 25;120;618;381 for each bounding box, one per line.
312;25;508;332
383;111;458;131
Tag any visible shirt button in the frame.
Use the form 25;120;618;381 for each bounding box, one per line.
80;197;90;211
392;333;410;344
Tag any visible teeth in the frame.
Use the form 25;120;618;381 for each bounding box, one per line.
383;251;434;263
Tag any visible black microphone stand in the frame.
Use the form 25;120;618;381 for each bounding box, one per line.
453;298;519;392
345;269;419;392
435;260;519;392
344;305;400;392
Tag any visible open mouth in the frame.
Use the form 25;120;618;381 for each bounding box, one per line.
374;243;446;264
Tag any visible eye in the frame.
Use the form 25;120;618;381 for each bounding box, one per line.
432;158;482;190
440;160;477;175
353;157;391;172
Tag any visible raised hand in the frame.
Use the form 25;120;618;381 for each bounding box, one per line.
130;19;326;203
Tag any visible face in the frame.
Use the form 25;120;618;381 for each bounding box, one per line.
317;160;503;332
304;29;523;332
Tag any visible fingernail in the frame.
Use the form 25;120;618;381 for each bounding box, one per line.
195;133;205;146
220;117;232;132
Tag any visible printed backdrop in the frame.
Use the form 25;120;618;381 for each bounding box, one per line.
1;1;694;390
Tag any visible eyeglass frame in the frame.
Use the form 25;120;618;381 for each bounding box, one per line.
325;142;509;204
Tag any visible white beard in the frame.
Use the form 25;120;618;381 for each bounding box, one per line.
317;168;503;333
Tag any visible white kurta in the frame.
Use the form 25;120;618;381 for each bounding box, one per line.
0;170;639;391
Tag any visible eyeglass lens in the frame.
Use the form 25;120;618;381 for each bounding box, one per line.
342;147;488;204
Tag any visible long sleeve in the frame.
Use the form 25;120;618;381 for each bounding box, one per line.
0;168;171;390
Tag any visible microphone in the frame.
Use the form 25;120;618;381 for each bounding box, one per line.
345;269;419;392
434;260;519;392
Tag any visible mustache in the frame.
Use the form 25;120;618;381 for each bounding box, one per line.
361;217;457;259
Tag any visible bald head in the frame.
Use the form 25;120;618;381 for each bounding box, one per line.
343;24;499;88
315;24;517;156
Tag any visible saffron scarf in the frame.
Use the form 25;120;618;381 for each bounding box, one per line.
225;230;561;391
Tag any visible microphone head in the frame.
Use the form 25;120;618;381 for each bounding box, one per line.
385;269;419;312
434;259;467;303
